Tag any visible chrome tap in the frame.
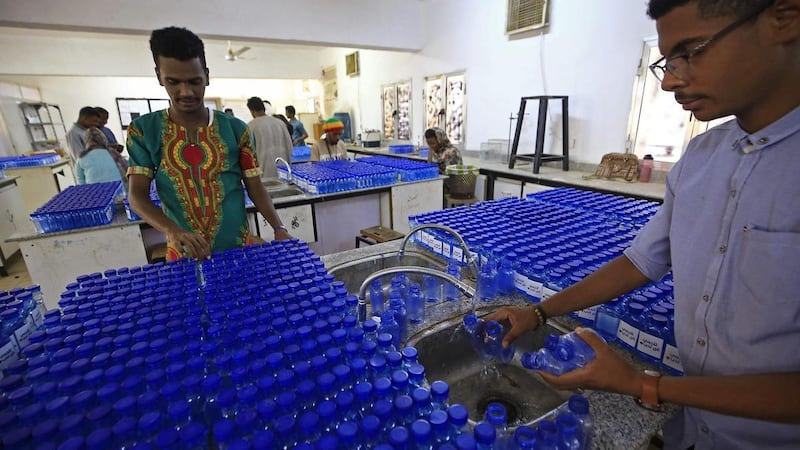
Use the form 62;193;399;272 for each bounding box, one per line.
398;224;478;279
357;266;475;321
274;157;292;183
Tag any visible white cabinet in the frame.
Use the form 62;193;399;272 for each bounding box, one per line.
4;161;76;214
390;179;444;234
258;204;316;243
493;178;523;199
0;181;27;274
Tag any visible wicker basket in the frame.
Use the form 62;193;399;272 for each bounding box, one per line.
445;165;479;198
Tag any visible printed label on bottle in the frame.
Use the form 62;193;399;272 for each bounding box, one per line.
542;286;558;301
530;281;544;299
662;344;684;372
30;307;44;328
308;184;318;194
432;239;444;255
452;246;464;263
0;339;19;372
13;315;35;349
441;242;452;259
616;320;640;348
636;331;665;359
577;305;599;321
514;272;528;291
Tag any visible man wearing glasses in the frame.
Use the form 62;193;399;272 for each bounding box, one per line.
488;0;799;448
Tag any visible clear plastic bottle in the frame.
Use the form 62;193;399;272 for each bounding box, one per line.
484;402;510;449
412;419;436;450
423;272;442;303
369;279;385;317
462;313;489;360
497;258;516;296
555;412;583;450
521;331;600;376
484;321;515;364
477;262;498;303
444;264;462;301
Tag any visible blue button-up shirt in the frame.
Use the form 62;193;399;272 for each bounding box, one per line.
625;106;800;449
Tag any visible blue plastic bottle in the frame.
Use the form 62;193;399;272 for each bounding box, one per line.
407;285;425;324
473;421;497;450
497;258;516;296
369;279;384;317
423;273;442;303
412;419;435;450
462;313;489;360
484;402;510;449
522;331;600;376
444;264;462;301
635;313;670;366
555;412;583;450
477;262;498;302
484;320;515;364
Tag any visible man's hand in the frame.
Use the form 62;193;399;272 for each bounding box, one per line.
537;328;643;397
167;228;211;260
274;228;292;241
110;143;124;153
483;306;541;349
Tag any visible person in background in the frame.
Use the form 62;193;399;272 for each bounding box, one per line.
311;117;348;161
487;0;800;448
425;127;462;174
75;127;126;186
224;108;235;116
94;106;124;153
246;96;292;180
66;106;102;160
285;105;308;146
273;113;294;137
127;26;291;261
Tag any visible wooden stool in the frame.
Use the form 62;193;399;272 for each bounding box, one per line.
445;194;479;208
356;225;404;248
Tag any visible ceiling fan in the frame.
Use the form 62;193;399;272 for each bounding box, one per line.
225;41;252;61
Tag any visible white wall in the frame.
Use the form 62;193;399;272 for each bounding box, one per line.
0;28;323;79
0;0;427;51
322;0;657;164
0;76;322;154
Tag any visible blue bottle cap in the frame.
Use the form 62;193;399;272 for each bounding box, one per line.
86;428;113;450
455;433;478;449
389;426;410;446
213;418;235;443
486;402;508;425
394;394;414;413
429;409;448;428
448;404;469;426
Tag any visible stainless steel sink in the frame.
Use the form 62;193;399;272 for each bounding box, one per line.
268;187;305;198
263;179;285;188
328;250;449;294
406;311;577;429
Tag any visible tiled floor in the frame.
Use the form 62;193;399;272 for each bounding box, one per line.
0;252;33;292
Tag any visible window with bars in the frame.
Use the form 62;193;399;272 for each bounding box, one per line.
506;0;549;35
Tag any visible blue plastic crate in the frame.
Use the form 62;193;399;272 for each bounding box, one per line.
291;145;312;163
0;154;62;169
388;144;415;154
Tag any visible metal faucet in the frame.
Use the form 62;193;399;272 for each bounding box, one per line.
398;224;479;279
274;157;292;183
357;266;475;321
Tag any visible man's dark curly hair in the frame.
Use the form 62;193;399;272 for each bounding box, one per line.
247;96;266;112
647;0;774;19
149;26;207;68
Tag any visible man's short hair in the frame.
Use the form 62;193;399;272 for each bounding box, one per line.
647;0;773;20
285;105;296;115
94;107;109;116
79;106;101;118
149;26;207;68
247;97;266;112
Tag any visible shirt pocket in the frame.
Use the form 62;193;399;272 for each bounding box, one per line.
738;226;800;304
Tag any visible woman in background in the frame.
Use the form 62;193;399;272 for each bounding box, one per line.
426;127;462;174
311;118;349;161
75;127;127;187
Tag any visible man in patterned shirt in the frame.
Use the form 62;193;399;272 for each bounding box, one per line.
127;27;291;261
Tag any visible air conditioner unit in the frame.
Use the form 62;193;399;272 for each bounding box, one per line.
506;0;549;35
345;51;360;77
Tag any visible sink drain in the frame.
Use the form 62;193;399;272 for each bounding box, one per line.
476;396;520;424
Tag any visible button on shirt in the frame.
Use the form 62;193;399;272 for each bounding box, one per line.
624;106;800;449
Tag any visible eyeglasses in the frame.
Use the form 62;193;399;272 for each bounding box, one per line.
649;1;774;81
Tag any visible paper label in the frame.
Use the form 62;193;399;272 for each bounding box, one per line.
577;305;599;321
636;331;665;359
0;339;19;373
432;239;444;255
542;287;558;301
441;243;452;259
14;315;35;349
529;281;544;299
514;272;528;291
662;344;684;372
617;320;640;348
452;247;464;263
30;307;43;328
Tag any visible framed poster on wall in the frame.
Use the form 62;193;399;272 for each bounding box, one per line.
424;75;444;131
445;72;466;145
396;81;411;141
382;85;396;140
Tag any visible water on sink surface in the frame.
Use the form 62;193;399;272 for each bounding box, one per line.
268;188;304;198
410;316;573;428
263;179;285;188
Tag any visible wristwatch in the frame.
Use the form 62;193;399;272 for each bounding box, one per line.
636;370;664;411
274;225;288;233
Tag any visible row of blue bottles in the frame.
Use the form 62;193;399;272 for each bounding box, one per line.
521;330;601;376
